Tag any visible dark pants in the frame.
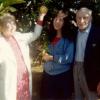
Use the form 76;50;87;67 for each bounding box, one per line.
40;70;73;100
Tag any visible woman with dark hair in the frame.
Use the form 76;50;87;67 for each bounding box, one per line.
41;9;75;100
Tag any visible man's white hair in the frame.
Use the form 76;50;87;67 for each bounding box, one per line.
77;7;92;16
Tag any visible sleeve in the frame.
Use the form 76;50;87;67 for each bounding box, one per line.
53;42;74;64
0;51;5;100
0;65;6;100
16;23;43;44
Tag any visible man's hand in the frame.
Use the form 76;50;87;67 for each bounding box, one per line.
97;82;100;96
42;52;53;62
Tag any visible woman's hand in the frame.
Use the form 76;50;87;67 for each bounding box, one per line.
42;52;53;62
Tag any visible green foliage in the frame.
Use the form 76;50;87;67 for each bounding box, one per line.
3;0;25;6
95;0;100;13
0;0;25;15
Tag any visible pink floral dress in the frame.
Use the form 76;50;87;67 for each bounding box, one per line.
7;36;30;100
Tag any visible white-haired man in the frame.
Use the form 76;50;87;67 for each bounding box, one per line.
73;7;100;100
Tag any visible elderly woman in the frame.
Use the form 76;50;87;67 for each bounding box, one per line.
0;6;47;100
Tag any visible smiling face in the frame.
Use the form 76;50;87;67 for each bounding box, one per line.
53;10;67;32
76;8;92;32
0;14;17;38
2;21;16;38
53;16;64;31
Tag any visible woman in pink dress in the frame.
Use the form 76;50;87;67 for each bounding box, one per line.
0;6;47;100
